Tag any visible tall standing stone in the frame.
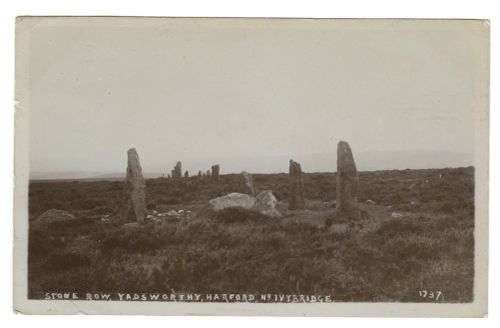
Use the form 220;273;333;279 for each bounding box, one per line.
120;148;146;223
289;160;305;210
211;164;220;181
336;141;359;214
241;171;255;196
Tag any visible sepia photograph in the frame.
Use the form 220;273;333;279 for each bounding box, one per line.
13;17;489;316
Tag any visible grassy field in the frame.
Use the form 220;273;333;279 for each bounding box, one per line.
28;167;474;302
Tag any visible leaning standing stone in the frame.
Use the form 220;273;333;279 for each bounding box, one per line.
120;148;147;223
336;141;359;214
289;159;305;209
241;171;255;196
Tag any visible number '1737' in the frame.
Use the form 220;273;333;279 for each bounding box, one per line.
419;290;442;301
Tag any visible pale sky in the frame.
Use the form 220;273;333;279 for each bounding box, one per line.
23;18;487;176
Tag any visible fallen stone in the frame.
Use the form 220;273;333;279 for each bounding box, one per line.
253;190;282;218
208;192;255;211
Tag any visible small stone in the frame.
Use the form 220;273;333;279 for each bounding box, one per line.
34;209;76;225
123;222;141;229
391;212;403;219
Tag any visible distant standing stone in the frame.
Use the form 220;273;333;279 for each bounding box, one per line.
336;141;359;214
184;170;189;178
241;171;255;196
211;164;220;181
120;148;147;223
289;159;305;210
172;161;182;178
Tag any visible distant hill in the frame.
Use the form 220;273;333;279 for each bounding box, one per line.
159;150;473;174
30;149;473;180
30;171;163;181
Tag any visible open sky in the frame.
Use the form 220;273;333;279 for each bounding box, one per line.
24;18;487;176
